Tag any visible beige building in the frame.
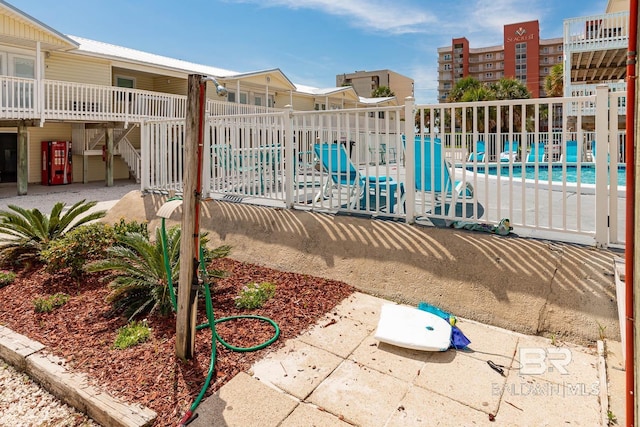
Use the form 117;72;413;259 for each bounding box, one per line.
0;1;397;194
336;70;413;103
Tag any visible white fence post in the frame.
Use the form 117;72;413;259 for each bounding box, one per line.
285;105;295;208
202;118;211;196
594;84;609;247
404;97;415;223
140;121;150;191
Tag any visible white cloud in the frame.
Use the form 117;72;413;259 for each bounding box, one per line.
469;0;543;33
228;0;436;34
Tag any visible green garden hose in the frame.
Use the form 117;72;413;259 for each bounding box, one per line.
159;207;280;426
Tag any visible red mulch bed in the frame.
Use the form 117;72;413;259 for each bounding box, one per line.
0;258;354;426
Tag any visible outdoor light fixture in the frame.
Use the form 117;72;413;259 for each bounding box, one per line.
205;76;228;97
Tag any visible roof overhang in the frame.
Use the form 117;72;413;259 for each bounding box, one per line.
570;48;627;83
0;1;78;51
218;69;296;91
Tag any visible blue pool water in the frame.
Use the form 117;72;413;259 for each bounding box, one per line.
467;163;627;187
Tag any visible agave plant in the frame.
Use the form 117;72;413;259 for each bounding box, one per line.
0;200;106;265
87;225;229;321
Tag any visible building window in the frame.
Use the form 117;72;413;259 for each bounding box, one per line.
227;91;236;103
314;103;326;111
515;42;527;82
486;63;493;69
543;67;549;74
558;45;563;52
543;47;548;53
485;72;493;78
115;76;135;89
443;54;451;61
543;57;549;64
444;63;451;70
557;56;563;62
485;53;493;59
443;82;451;89
13;56;35;78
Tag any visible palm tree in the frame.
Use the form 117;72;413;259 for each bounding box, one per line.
544;63;564;97
489;78;531;100
488;78;531;131
447;77;482;102
0;200;106;265
371;86;394;98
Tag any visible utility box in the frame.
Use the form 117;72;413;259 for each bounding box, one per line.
41;141;72;185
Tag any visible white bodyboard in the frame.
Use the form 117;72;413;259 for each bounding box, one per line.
374;304;452;352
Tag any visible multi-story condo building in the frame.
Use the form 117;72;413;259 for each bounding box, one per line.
336;70;414;103
437;21;563;101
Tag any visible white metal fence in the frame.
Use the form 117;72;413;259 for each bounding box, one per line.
141;86;626;248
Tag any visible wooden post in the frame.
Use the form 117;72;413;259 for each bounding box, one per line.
105;128;114;187
176;74;205;360
17;121;28;196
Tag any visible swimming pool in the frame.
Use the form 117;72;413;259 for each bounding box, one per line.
466;163;627;187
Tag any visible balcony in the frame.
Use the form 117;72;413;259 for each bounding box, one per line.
564;11;629;52
0;76;277;126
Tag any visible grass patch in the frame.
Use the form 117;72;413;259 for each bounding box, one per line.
113;321;151;349
234;282;276;310
33;293;69;313
0;270;16;288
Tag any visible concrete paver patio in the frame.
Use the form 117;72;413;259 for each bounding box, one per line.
190;292;606;426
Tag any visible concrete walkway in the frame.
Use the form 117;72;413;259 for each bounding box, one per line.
190;292;608;426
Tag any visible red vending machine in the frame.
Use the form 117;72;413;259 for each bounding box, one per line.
41;141;73;185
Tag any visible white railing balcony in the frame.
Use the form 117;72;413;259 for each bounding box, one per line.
0;76;285;125
564;11;629;52
0;77;37;119
566;82;626;115
41;79;188;124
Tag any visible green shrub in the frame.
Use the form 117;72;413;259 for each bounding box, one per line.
113;218;149;239
33;293;69;313
113;320;151;349
0;270;16;288
87;225;231;321
41;223;117;277
0;200;106;267
234;282;276;310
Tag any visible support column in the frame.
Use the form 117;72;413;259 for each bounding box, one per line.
105;128;113;187
17;121;28;196
176;74;205;360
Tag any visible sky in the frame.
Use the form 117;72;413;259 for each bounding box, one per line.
17;0;607;103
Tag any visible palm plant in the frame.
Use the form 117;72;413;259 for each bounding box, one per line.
544;63;564;97
87;226;229;321
0;200;106;266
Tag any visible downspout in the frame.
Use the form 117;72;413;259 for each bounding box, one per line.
626;1;637;426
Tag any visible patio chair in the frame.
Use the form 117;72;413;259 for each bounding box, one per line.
313;142;403;213
211;144;263;193
561;140;579;162
467;140;486;162
413;136;474;203
590;140;610;162
526;142;546;162
499;141;519;162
